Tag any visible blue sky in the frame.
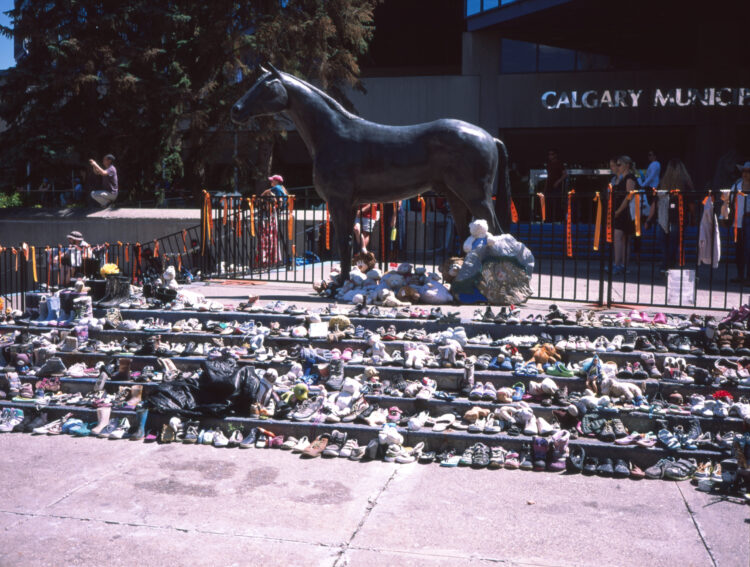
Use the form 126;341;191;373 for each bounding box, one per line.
0;0;15;70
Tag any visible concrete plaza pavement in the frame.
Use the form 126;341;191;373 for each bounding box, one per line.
1;434;748;567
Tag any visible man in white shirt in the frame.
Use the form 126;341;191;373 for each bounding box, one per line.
638;150;661;189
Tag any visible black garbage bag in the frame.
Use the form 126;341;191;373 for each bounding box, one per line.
199;357;240;405
146;377;200;416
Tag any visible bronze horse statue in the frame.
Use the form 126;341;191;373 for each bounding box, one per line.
231;65;511;280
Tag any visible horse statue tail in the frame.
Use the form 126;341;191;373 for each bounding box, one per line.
493;138;512;232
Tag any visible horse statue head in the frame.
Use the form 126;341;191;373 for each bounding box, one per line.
231;64;288;124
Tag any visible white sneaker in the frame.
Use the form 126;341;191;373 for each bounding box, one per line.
292;436;310;453
213;428;229;447
537;417;555;435
608;335;623;351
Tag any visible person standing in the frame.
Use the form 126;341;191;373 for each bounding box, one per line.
89;154;118;208
544;149;567;222
353;203;381;253
639;150;661;190
730;161;750;283
612;156;638;274
645;159;693;273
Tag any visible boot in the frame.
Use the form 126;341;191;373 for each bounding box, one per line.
34;296;49;325
90;405;112;436
44;295;60;326
459;358;475;397
115;358;131;381
72;296;93;324
96;275;131;308
326;359;344;390
22;292;44;322
60;291;84;326
125;384;143;408
126;407;148;441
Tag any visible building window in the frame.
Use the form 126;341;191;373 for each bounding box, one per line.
466;0;481;16
500;38;537;73
484;0;499;9
538;44;576;72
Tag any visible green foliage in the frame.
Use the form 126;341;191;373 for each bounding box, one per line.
0;0;380;202
0;192;22;208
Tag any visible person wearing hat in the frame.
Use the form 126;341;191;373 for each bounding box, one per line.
89;154;118;208
259;174;289;266
262;174;288;199
730;161;750;283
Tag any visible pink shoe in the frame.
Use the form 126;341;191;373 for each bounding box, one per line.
629;310;643;322
639;312;652;324
652;313;667;325
341;348;353;362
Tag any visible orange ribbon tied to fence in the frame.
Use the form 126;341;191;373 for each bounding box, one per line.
288;195;295;238
631;191;642;237
566;189;575;257
606;184;613;243
246;197;256;237
220;197;229;226
671;189;685;266
325;203;331;250
380;203;385;254
593;192;602;251
537;193;546;222
201;190;213;254
12;247;18;271
181;230;187;253
510;199;519;223
45;247;51;287
153;240;159;258
31;246;37;282
416;196;426;223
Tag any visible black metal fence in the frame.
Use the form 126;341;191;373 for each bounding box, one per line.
0;225;203;310
200;187;746;311
2;186;744;311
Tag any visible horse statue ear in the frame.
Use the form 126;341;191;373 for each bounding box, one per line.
258;64;269;74
267;63;283;80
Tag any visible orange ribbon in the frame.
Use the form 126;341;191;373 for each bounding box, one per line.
510;199;519;223
153;240;159;258
287;195;295;237
417;196;426;223
181;230;187;253
45;247;51;287
124;244;129;262
593;192;602;251
201;190;213;254
57;248;61;285
221;197;228;226
247;197;256;237
537;193;546;222
325;204;331;250
12;248;18;271
31;246;37;282
566;189;575;257
606;184;613;243
177;255;182;271
629;191;642;237
671;189;685;266
236;198;242;238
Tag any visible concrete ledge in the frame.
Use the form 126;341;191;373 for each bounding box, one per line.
0;207;201;247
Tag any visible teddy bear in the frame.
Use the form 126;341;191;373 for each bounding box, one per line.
162;266;179;290
462;219;489;254
397;285;420;303
416;272;453;304
528;343;561;371
375;288;410;307
600;375;643;402
404;341;431;369
439;257;464;285
352;251;377;273
366;333;391;364
326;377;362;418
437;338;464;367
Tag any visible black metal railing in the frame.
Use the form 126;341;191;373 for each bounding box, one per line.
0;225;203;311
200;186;743;311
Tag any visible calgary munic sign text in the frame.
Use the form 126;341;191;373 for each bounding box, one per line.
541;87;750;110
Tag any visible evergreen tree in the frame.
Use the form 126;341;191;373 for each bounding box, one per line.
0;0;379;202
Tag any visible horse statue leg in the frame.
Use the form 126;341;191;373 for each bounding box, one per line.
443;191;471;244
328;202;357;284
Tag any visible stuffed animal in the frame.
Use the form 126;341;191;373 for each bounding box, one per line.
528;343;560;371
462;219;489;253
404;341;431;369
163;266;179;290
437;339;463;367
440;257;464;285
600;375;643;402
397;285;420;303
352;251;377;273
366;333;391;364
376;288;410;307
